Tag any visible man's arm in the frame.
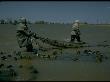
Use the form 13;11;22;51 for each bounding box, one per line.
17;30;30;37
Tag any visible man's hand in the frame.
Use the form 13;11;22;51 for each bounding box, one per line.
32;33;40;39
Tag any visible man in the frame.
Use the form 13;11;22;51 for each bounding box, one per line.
16;17;36;52
71;20;81;42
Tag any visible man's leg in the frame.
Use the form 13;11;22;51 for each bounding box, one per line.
71;35;75;42
76;35;81;42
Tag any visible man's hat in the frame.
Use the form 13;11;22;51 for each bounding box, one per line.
19;17;26;23
75;20;79;23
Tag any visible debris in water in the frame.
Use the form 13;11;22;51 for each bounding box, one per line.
7;54;12;57
19;65;23;68
14;57;18;61
1;56;7;60
0;64;4;68
7;65;13;68
31;69;38;74
0;51;4;54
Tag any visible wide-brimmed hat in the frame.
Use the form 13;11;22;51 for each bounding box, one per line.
19;17;26;23
75;20;79;23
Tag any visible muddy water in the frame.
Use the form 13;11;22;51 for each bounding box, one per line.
30;46;110;81
31;24;110;81
32;59;110;81
0;24;110;81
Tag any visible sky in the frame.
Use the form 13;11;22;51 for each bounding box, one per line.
0;1;110;24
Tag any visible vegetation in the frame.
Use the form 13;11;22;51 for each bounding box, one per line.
0;18;69;25
1;18;110;25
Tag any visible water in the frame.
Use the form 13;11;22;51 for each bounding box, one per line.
0;24;110;81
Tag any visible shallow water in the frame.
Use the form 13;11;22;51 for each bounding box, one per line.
32;60;110;81
0;24;110;81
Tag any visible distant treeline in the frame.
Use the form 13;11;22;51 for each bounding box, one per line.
0;19;88;25
0;19;31;25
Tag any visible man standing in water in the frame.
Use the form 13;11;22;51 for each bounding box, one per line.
71;20;81;42
16;17;38;52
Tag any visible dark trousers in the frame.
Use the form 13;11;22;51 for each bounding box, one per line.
71;35;81;42
26;44;33;52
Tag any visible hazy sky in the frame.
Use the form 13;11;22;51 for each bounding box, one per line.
0;1;110;24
